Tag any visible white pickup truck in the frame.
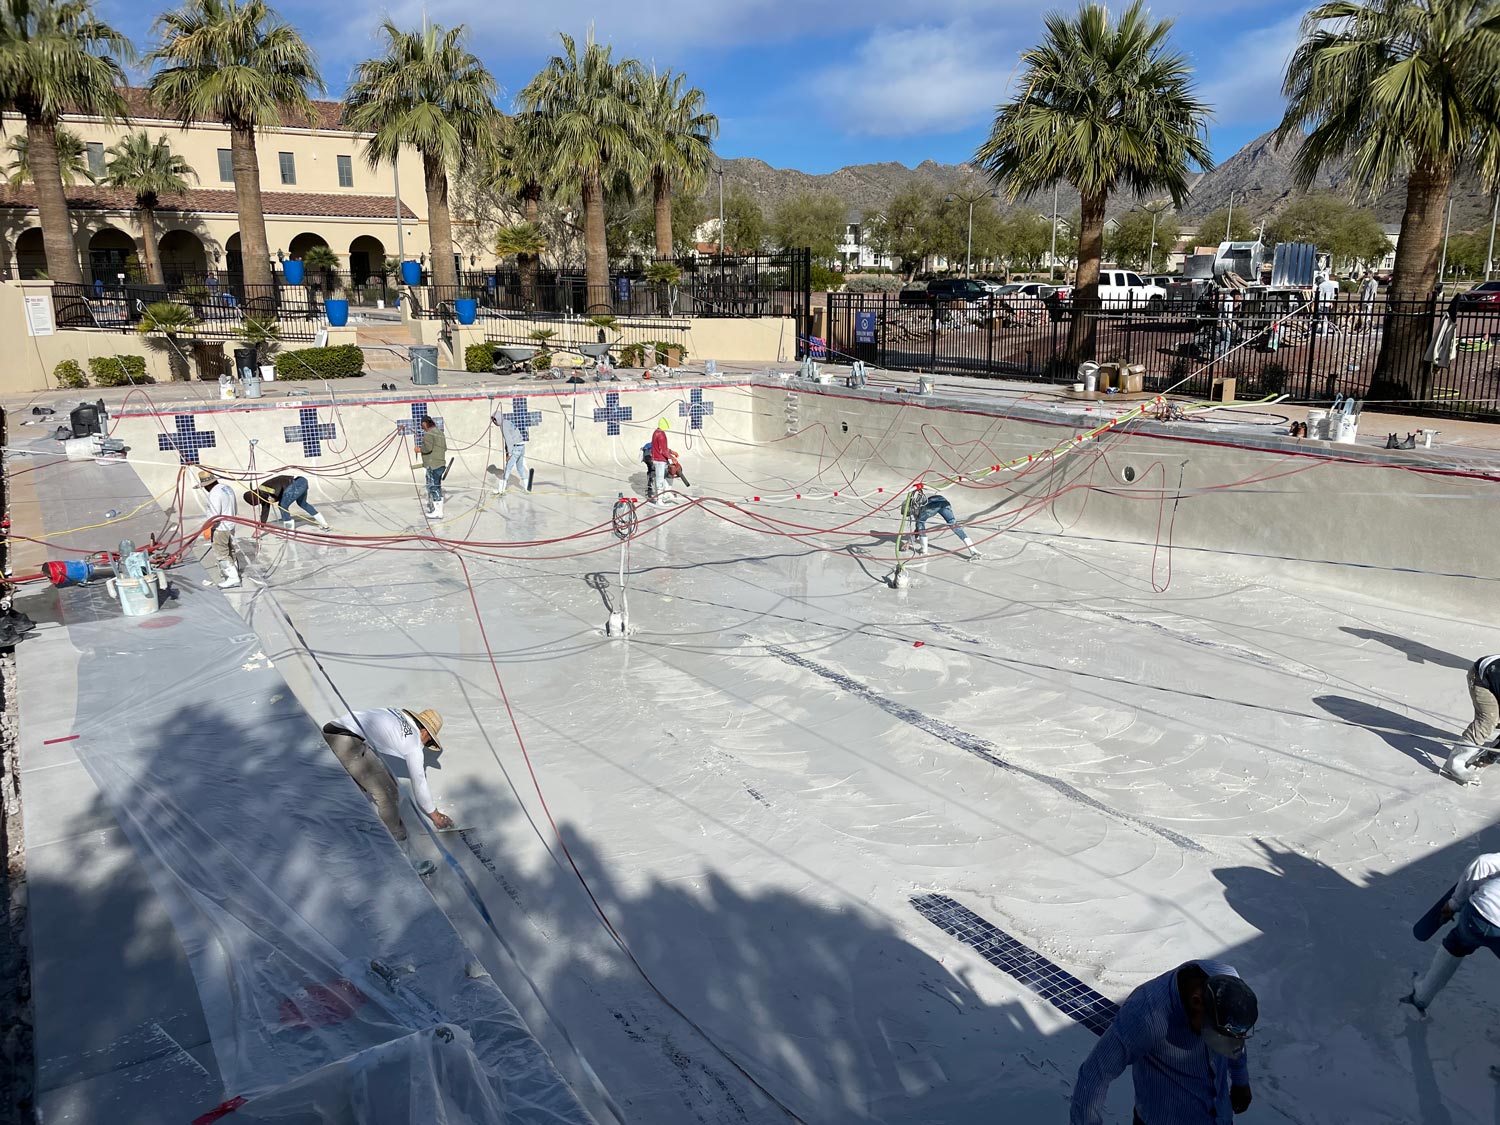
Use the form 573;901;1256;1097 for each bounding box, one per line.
1096;269;1167;311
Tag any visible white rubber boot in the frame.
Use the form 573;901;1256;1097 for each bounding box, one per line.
1407;946;1463;1011
914;534;928;555
1444;744;1483;785
957;532;981;559
217;561;241;589
429;500;444;520
313;512;331;532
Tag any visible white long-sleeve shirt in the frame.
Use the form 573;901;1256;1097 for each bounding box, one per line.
204;481;237;526
335;708;438;813
1450;853;1500;926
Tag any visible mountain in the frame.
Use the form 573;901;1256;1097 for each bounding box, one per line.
712;132;1498;232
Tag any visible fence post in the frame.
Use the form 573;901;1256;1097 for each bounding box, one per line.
930;302;938;372
985;294;996;376
1124;295;1134;365
1304;307;1319;400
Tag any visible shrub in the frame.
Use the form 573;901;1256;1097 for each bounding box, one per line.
53;358;87;388
618;342;644;367
274;343;365;381
532;351;554;371
88;354;152;386
465;341;496;372
1258;363;1288;395
845;275;904;293
810;265;845;291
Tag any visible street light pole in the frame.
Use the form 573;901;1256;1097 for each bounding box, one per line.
945;188;991;278
1050;183;1059;280
1486;185;1499;282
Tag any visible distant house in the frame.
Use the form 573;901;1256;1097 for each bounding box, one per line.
838;210;893;272
1378;224;1400;273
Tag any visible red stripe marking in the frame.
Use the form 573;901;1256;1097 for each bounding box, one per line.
42;735;78;745
191;1096;246;1124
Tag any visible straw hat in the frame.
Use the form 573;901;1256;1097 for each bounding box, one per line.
197;468;216;486
405;708;444;748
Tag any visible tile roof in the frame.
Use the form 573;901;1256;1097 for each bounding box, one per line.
0;184;417;220
109;87;351;132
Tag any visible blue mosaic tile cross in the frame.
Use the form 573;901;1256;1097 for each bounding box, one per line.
677;388;716;431
396;402;444;437
592;391;633;436
283;407;337;458
157;414;217;465
501;396;542;441
912;893;1119;1036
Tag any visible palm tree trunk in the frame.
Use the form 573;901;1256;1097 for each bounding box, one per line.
1371;159;1452;402
423;152;458;291
24;118;81;285
653;171;673;259
137;204;164;286
582;170;610;314
521;186;541;307
1067;190;1107;363
230;124;273;290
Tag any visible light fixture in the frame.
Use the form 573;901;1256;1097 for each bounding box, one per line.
276;249;284;262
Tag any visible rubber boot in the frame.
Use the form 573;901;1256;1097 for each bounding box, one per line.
313;512;331;532
915;534;928;555
1444;744;1483;786
1406;946;1463;1011
429;500;444;520
217;561;241;589
957;532;982;560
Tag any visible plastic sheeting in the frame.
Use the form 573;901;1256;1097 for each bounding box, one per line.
67;587;595;1125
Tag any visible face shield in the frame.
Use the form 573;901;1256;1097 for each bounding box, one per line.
1201;1025;1247;1059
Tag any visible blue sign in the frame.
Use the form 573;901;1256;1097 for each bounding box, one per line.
615;277;631;302
855;310;877;345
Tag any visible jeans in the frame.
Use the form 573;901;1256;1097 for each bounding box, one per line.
1444;902;1500;958
501;443;527;491
211;525;234;563
277;475;319;522
322;724;406;841
916;500;959;534
424;466;444;503
652;459;667;498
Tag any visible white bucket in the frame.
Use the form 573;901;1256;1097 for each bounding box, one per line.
106;571;165;617
1331;413;1359;443
918;376;934;395
1306;409;1329;440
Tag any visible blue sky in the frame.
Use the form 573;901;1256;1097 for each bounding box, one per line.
100;0;1312;173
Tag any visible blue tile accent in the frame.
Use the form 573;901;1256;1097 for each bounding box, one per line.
395;401;445;437
677;387;716;431
283;407;338;458
157;414;218;465
592;391;633;436
912;893;1119;1036
499;396;542;441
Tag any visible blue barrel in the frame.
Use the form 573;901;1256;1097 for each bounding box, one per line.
454;298;477;325
282;260;305;285
401;260;422;286
325;298;349;327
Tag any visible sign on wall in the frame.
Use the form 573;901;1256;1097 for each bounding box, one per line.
854;310;877;345
24;294;54;336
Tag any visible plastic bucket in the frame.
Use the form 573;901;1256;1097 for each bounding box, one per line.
106;572;164;617
454;298;477;325
400;260;422;286
282;260;305;286
411;345;439;385
325;299;349;327
1306;410;1329;440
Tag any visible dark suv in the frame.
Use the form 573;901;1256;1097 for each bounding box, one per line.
898;278;992;306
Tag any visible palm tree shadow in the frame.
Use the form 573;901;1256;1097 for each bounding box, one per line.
1313;694;1450;774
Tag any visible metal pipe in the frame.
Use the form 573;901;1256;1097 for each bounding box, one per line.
1486;186;1499;282
1438;195;1455;289
1050;183;1059;280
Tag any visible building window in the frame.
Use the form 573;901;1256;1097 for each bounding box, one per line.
278;152;296;185
85;142;105;180
217;148;233;183
336;154;353;188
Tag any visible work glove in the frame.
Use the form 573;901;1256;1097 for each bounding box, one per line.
1231;1085;1252;1114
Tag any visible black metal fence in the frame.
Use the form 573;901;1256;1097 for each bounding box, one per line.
52;281;324;341
827;290;1500;419
407;250;813;327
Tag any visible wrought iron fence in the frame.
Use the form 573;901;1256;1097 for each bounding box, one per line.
52;281;323;341
826;290;1500;419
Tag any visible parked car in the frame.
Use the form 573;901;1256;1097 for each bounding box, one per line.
1455;280;1500;308
898;278;992;306
1096;269;1168;311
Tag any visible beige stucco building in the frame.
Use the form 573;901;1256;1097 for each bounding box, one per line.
0;88;434;286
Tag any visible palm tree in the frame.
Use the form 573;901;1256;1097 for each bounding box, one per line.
493;221;547;308
0;0;132;285
973;0;1211;362
343;20;499;293
137;298;197;381
102;132;194;286
519;32;648;313
636;69;717;260
1277;0;1500;401
5;127;92;187
149;0;322;291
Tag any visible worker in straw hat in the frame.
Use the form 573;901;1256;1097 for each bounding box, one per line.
196;467;241;588
321;706;454;875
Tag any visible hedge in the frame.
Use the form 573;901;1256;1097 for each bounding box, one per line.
274;343;365;381
88;354;152;387
845;275;904;293
465;341;496;372
53;359;87;388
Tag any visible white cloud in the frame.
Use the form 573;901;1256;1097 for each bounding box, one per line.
810;20;1023;139
1196;10;1308;128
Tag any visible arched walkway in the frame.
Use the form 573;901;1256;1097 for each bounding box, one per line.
87;227;138;284
348;234;385;286
14;228;46;279
159;229;208;286
287;232;331;261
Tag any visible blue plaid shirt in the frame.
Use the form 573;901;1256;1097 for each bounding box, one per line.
1071;960;1251;1125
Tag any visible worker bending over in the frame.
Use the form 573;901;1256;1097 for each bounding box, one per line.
197;468;241;588
1445;653;1500;784
242;474;330;532
904;487;982;559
